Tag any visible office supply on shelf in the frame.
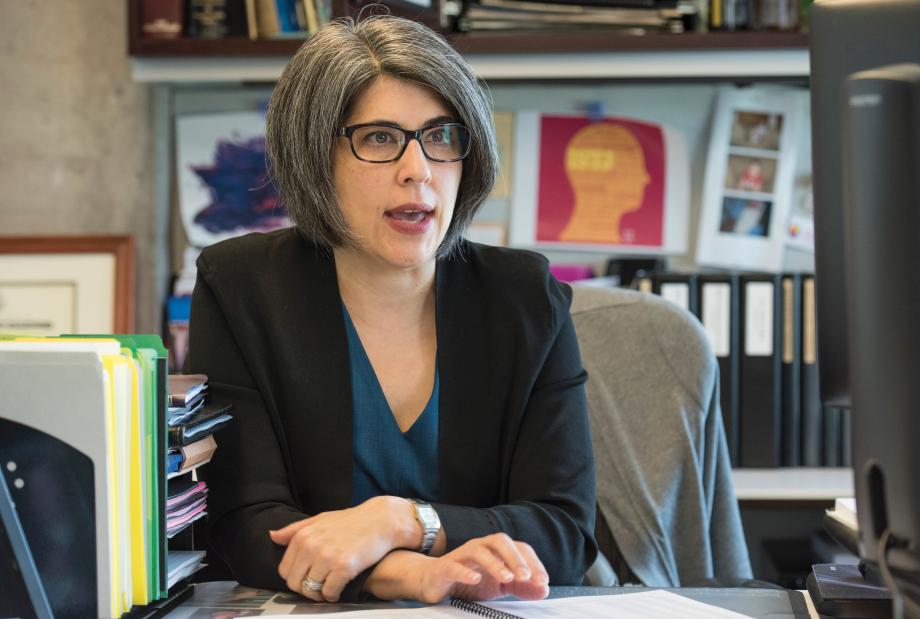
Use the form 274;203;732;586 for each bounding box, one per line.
780;273;802;467
698;273;742;466
166;550;207;590
168;402;233;447
799;275;822;467
739;273;782;468
168;373;208;407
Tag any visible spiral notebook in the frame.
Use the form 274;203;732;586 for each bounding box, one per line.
277;590;756;618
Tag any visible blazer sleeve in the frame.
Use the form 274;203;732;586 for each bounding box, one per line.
432;280;598;586
189;255;375;600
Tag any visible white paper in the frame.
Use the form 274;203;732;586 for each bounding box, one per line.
277;591;754;618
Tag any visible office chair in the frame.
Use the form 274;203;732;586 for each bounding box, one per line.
570;285;753;587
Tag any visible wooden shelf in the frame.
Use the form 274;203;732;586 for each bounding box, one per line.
130;31;807;58
130;36;307;57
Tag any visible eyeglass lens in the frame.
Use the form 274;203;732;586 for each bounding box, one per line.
350;125;469;162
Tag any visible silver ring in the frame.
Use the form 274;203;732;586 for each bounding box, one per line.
302;577;324;593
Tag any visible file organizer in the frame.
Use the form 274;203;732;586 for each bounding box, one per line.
0;335;190;619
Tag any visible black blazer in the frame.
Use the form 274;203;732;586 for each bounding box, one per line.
188;228;597;599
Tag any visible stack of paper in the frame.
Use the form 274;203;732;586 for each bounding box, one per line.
166;478;209;539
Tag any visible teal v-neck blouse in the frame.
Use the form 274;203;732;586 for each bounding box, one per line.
341;305;440;506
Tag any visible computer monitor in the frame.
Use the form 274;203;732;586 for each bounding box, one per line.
810;0;920;615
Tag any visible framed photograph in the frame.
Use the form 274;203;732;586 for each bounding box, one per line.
0;236;134;335
509;111;689;255
696;87;806;272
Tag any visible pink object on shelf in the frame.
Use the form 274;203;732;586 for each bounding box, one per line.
550;264;595;283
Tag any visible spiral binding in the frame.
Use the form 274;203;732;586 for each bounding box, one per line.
449;598;526;619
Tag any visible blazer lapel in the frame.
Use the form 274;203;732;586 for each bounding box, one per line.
281;241;354;512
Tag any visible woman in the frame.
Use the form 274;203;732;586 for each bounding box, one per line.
187;14;597;605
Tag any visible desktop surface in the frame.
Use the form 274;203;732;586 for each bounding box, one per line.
163;581;813;618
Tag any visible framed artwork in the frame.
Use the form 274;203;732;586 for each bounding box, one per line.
509;111;689;255
696;87;806;271
176;111;292;248
0;236;134;335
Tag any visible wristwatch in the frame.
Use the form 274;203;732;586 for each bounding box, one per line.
410;499;441;555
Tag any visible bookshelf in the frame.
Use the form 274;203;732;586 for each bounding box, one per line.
128;0;809;82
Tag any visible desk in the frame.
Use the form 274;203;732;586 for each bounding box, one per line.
164;582;818;618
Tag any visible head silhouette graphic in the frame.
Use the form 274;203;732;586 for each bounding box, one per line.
559;123;651;244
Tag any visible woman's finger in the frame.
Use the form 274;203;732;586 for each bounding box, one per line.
464;544;515;585
301;565;330;602
482;533;531;581
515;541;549;586
270;518;313;546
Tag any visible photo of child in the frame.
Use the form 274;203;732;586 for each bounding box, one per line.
729;110;784;151
719;197;773;237
724;155;777;194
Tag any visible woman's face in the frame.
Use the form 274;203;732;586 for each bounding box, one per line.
332;75;463;270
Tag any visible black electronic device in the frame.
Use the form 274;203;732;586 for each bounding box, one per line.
808;1;920;617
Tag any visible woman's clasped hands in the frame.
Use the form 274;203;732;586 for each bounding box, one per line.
268;496;549;604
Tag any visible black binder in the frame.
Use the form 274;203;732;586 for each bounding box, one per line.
739;273;783;468
800;275;824;467
780;274;802;467
697;273;742;466
652;272;699;316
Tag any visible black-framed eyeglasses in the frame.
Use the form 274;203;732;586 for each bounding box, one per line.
336;122;471;163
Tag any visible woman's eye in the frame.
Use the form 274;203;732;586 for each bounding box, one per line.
370;132;391;144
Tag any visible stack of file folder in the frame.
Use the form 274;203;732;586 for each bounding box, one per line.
0;334;192;618
166;374;232;478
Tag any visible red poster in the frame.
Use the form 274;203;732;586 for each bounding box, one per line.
537;115;666;247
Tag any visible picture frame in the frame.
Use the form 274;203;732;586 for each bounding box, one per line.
696;87;806;272
0;236;134;335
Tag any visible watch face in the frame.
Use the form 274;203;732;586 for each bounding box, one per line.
418;505;438;526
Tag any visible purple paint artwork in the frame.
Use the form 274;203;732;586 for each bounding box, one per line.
190;135;287;234
177;111;292;247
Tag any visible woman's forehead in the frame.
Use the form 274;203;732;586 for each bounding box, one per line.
346;75;453;125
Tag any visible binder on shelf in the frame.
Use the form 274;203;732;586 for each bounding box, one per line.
780;274;802;467
739;273;783;468
653;272;699;315
800;276;824;467
823;407;841;467
697;273;741;466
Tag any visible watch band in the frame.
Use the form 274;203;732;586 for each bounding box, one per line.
410;499;440;555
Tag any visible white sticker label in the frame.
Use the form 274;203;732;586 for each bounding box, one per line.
702;283;731;357
745;282;774;356
659;282;689;311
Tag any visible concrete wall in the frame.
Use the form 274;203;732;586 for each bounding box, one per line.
0;0;156;331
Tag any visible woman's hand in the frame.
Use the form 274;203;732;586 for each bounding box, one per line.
269;496;419;602
368;533;550;604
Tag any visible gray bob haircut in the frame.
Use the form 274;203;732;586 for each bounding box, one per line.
265;14;498;257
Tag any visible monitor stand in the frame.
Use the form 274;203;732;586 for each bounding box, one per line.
807;562;891;619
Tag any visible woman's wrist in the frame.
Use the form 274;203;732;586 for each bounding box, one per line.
365;549;432;601
368;496;421;551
